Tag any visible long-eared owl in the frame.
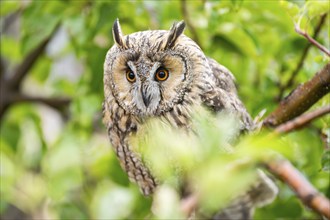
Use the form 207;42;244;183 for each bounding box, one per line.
103;19;277;219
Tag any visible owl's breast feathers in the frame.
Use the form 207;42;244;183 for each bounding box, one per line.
103;96;157;195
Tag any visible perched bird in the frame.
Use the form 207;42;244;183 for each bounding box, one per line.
103;19;277;219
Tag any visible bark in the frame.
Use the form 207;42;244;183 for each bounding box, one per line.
275;105;330;133
264;62;330;127
265;160;330;219
278;14;328;100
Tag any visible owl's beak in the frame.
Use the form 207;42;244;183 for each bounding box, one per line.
141;87;151;107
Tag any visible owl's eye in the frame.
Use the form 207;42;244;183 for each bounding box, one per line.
155;67;169;81
126;69;136;83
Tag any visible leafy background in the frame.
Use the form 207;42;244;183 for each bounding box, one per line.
1;0;329;219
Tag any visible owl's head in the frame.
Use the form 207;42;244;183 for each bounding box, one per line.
104;19;210;116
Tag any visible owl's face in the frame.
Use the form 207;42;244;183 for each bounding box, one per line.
104;20;209;116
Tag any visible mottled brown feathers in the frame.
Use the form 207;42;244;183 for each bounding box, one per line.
103;19;277;219
165;20;186;49
112;19;126;49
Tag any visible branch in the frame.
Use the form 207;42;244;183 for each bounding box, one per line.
265;159;330;219
180;0;201;47
295;24;330;57
0;56;6;79
278;14;327;100
2;9;22;34
264;62;330;127
9;93;71;110
7;23;60;90
275;105;330;133
180;158;330;218
180;194;198;218
1;22;61;119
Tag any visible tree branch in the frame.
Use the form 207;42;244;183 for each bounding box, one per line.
0;56;6;78
7;23;60;90
181;157;330;218
1;22;61;119
180;193;198;218
295;24;330;57
265;159;330;219
8;92;71;111
264;62;330;127
278;14;327;100
275;105;330;133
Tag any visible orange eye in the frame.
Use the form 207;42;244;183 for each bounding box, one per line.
126;69;136;82
155;67;169;81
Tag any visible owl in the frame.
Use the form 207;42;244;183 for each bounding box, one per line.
103;19;277;219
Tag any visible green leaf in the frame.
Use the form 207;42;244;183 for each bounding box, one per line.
30;56;51;83
60;202;87;220
321;150;330;173
216;23;258;57
0;36;21;62
70;94;102;130
0;150;16;197
21;2;62;55
280;0;300;18
305;1;330;18
91;181;135;219
42;134;83;200
0;1;20;16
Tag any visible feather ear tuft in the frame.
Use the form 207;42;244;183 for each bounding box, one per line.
112;19;126;49
165;21;185;49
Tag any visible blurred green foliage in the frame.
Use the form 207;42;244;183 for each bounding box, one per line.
1;0;329;219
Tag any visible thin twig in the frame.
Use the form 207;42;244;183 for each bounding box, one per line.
265;159;330;219
180;194;199;218
264;62;330;127
275;105;330;133
295;24;330;57
9;93;71;110
278;14;327;100
180;0;201;47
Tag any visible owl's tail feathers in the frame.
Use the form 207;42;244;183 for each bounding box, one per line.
213;170;278;220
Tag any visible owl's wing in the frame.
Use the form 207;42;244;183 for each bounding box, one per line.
201;58;254;131
213;170;278;220
201;58;278;219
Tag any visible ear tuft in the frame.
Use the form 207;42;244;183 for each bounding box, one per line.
165;21;186;49
112;18;126;49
